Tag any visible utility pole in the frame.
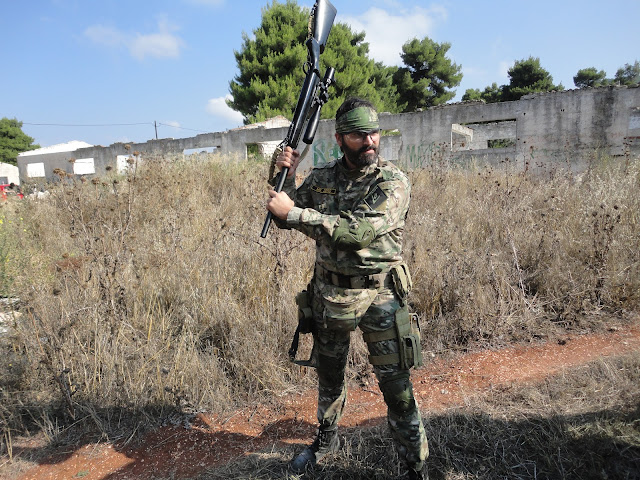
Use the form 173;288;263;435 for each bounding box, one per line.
154;121;158;139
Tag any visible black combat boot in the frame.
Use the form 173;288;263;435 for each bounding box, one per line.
289;426;340;474
408;466;428;480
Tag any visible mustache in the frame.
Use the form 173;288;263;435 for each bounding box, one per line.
358;145;378;155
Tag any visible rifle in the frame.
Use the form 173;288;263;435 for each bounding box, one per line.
260;0;337;238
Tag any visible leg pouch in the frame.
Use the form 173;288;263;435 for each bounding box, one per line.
366;306;423;369
396;306;423;369
391;263;413;300
290;286;317;367
295;288;314;334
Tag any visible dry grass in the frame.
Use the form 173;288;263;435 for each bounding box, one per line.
406;158;640;353
0;152;639;459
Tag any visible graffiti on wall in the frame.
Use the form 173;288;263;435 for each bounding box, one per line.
401;142;454;169
313;138;342;166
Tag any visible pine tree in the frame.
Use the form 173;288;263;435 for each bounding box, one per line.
393;37;462;110
0;118;40;166
614;61;640;86
573;67;608;88
462;83;502;103
501;57;563;101
227;1;402;123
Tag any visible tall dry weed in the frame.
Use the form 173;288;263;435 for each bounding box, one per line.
0;153;638;443
1;154;314;444
406;158;640;352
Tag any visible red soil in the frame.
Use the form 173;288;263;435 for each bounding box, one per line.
8;322;640;480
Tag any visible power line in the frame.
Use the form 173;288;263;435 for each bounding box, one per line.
23;121;211;134
23;122;154;127
157;123;209;133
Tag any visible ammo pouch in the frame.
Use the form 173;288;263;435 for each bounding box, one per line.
397;306;423;369
289;287;317;368
391;263;412;302
295;289;314;334
366;305;423;370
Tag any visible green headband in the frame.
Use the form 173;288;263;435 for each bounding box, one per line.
335;106;379;134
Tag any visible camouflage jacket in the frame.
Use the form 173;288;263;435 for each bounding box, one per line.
279;156;410;276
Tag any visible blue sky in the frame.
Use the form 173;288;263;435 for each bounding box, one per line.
3;0;639;148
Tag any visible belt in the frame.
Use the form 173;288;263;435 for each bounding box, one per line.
315;265;391;289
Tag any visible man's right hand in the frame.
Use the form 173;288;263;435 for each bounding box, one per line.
276;146;301;178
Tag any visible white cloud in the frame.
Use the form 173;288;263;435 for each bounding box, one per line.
498;61;511;82
339;6;447;66
206;95;244;124
130;33;182;60
163;120;182;129
85;16;184;60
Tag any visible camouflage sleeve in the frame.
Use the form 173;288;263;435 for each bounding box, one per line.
268;173;318;232
284;173;341;239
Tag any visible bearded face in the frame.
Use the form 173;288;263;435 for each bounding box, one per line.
340;138;379;167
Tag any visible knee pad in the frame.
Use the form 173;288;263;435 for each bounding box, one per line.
379;373;416;415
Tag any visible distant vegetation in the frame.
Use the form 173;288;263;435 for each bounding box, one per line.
227;0;639;122
0;152;638;456
463;58;640;104
0;118;40;166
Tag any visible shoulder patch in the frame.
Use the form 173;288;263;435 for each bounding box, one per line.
363;184;388;210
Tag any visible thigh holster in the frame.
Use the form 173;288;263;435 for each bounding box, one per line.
363;306;423;370
289;287;317;368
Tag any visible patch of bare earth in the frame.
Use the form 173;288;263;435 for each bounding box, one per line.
7;321;640;480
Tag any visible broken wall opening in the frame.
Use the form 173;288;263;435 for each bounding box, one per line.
451;119;517;151
246;141;281;161
183;146;218;157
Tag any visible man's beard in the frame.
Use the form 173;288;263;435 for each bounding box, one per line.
343;143;379;167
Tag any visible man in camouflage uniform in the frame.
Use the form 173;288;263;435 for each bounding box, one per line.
267;98;429;480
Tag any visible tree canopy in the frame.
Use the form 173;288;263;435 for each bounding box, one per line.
0;118;40;166
227;1;401;123
573;67;608;88
393;37;462;110
462;57;562;103
501;57;563;101
227;1;310;124
572;61;639;89
614;61;640;86
461;82;502;104
229;1;631;120
227;0;462;123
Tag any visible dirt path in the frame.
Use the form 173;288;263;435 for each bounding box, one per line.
9;322;640;480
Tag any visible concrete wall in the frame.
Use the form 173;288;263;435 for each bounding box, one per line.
17;85;640;184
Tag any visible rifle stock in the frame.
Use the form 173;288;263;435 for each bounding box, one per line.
260;0;336;238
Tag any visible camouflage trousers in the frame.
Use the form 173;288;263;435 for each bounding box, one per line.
312;281;429;468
